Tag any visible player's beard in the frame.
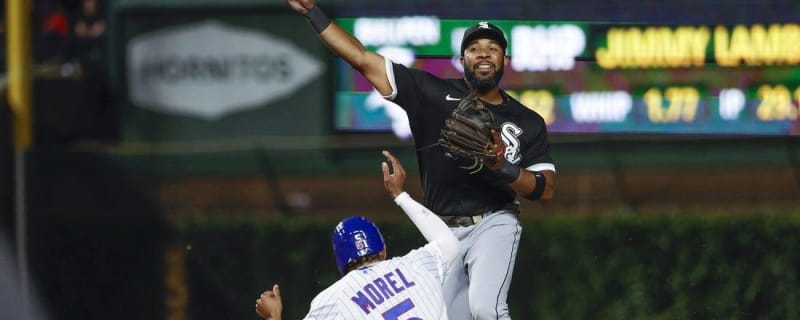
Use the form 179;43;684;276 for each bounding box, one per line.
464;62;504;94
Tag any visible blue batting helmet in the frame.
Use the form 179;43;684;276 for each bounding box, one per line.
332;216;386;275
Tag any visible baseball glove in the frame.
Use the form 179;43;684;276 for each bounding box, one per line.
438;94;503;174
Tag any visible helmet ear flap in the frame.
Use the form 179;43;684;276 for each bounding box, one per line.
332;216;386;275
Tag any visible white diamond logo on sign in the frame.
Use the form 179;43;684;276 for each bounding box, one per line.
127;20;323;120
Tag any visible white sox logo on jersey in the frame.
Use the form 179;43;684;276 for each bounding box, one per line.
500;122;522;164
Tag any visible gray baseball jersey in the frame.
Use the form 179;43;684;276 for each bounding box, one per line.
303;242;451;319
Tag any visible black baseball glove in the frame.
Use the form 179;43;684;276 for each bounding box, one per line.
438;94;503;174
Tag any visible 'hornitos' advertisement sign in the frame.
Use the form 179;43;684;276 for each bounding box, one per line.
127;20;323;120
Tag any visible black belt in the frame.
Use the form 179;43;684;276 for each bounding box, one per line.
440;213;487;227
439;204;520;227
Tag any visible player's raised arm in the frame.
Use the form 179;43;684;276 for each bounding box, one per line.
285;0;392;96
381;151;459;264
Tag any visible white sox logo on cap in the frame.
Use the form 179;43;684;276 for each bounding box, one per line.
460;21;507;55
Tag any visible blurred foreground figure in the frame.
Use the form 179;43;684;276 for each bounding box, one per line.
0;237;49;320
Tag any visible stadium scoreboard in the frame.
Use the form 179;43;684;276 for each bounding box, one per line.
333;17;800;136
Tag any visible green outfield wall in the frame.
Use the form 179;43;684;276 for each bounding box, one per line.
174;215;800;319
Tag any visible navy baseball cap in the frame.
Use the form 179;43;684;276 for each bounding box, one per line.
460;21;508;56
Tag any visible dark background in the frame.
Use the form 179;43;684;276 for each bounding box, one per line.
2;0;800;319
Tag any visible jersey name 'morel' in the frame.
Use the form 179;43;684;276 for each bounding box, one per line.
350;268;416;314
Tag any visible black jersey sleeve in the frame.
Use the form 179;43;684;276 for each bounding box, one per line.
519;111;555;172
385;61;435;118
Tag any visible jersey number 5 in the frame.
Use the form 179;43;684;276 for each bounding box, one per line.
381;298;422;320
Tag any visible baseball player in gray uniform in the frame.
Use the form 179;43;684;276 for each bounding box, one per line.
286;1;556;319
256;151;459;319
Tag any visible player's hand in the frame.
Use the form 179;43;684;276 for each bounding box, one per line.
485;129;506;171
255;284;282;320
285;0;315;15
381;150;406;199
